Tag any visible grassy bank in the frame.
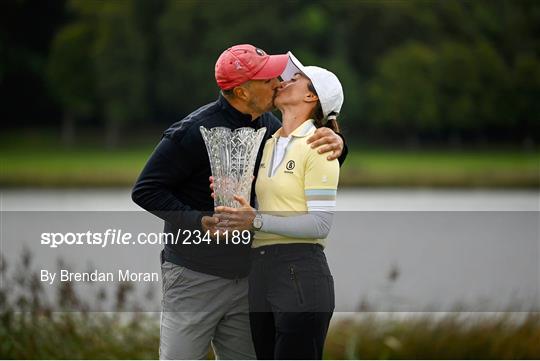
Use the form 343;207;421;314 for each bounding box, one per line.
2;250;539;359
326;314;540;359
340;149;539;188
1;137;538;188
2;312;539;359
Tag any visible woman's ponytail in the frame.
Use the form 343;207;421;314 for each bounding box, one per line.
308;82;341;133
325;113;340;133
312;106;340;133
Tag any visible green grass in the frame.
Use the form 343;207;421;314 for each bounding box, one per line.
3;313;540;359
325;314;540;359
2;249;540;359
1;135;538;188
340;149;539;188
1;313;160;359
1;147;152;187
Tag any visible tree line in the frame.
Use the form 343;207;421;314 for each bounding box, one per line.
3;0;539;147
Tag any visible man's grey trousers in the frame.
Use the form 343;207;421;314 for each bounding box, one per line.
160;260;255;360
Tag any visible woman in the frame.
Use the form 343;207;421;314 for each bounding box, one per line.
215;53;343;360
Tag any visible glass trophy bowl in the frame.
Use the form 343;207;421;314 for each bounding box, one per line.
200;126;266;208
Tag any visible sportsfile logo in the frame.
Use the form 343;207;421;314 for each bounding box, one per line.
40;229;252;248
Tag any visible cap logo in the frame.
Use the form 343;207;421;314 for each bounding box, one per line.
234;60;243;70
255;48;266;56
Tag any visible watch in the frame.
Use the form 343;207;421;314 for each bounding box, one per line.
252;212;263;231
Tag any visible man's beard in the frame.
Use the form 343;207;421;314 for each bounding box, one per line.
249;96;275;114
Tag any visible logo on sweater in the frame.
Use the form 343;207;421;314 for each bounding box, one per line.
286;160;295;170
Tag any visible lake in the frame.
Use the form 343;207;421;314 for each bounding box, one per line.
1;188;538;312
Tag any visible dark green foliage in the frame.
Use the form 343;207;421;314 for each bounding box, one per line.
3;0;539;146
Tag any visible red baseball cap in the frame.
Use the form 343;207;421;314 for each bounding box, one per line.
215;44;289;90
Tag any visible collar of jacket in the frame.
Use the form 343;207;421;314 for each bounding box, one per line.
217;93;263;128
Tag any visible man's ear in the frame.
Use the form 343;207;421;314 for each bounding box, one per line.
233;85;249;101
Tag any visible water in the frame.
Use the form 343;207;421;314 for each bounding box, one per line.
2;188;538;211
1;188;538;312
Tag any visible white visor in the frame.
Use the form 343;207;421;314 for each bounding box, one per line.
281;52;344;118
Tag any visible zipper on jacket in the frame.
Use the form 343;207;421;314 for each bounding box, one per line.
268;137;295;178
289;265;304;305
267;137;277;178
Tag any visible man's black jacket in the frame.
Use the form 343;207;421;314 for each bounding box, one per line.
132;94;348;278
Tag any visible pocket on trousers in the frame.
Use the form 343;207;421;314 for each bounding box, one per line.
161;261;186;295
289;265;305;306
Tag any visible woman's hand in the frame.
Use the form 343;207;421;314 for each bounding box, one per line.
215;195;256;231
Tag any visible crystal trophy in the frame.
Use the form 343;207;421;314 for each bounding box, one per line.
200;126;266;208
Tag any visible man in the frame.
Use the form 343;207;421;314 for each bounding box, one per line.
131;44;347;360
